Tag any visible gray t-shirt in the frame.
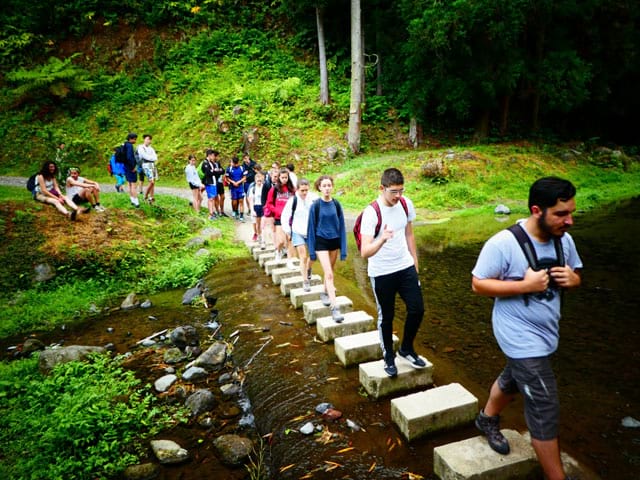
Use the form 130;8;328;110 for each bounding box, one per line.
471;220;582;358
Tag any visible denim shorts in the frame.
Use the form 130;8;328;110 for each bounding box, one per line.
291;231;307;247
497;355;559;440
142;162;158;181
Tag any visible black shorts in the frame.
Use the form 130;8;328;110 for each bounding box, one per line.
71;194;85;204
216;182;224;195
253;205;264;218
274;219;281;226
497;355;559;440
315;236;340;251
188;182;200;190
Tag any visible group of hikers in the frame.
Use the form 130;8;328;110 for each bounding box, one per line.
30;135;582;479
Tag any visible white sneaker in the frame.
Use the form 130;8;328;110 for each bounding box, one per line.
274;250;282;261
286;259;297;270
302;280;311;292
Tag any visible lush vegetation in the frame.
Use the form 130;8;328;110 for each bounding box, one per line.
0;353;186;479
0;189;246;338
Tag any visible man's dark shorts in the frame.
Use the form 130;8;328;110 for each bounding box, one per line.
71;194;84;205
125;169;138;183
497;355;559;441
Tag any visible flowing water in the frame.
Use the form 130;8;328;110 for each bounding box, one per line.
5;198;639;479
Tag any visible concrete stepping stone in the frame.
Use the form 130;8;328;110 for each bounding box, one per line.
257;252;276;266
358;355;433;399
433;429;540;480
391;383;478;441
334;330;399;367
290;284;328;308
271;264;301;285
303;296;353;325
280;274;321;296
253;245;275;260
264;258;290;274
316;310;375;342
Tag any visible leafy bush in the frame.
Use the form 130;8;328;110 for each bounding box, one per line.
0;354;180;479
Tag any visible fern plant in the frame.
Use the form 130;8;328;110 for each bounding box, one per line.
6;53;95;104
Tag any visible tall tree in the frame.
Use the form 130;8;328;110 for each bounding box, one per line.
348;0;363;154
316;6;330;105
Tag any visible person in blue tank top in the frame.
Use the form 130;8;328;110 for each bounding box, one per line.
472;176;583;480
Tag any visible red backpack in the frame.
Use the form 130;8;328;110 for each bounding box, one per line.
353;197;408;253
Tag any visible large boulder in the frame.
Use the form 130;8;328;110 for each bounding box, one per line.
150;439;189;464
185;389;216;416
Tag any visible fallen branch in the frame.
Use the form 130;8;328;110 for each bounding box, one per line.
135;328;168;345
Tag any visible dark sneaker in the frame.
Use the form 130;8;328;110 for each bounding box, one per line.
398;348;427;368
319;292;331;306
331;307;344;323
383;358;398;378
307;267;312;280
475;410;510;455
70;210;77;221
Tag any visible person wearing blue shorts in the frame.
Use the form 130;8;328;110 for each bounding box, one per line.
225;155;247;221
122;132;139;208
201;149;219;220
472;176;583;480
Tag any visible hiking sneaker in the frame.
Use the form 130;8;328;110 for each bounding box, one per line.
274;250;282;262
331;307;344;323
302;280;311;292
383;358;398;378
319;292;331;306
239;214;244;222
70;210;77;221
286;259;297;270
397;348;427;368
209;215;216;220
252;233;258;242
475;410;510;455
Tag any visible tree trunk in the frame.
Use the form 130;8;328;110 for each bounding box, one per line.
473;109;490;142
316;7;330;105
409;117;419;148
348;0;363;154
499;94;510;135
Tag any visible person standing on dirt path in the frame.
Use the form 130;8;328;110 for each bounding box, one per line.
471;176;583;480
242;152;257;212
123;133;140;208
137;134;158;204
201;149;219;220
359;167;426;378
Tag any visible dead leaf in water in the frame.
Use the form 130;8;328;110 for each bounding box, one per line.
368;462;377;472
279;464;295;473
323;461;342;471
443;346;456;353
336;447;354;453
276;342;291;348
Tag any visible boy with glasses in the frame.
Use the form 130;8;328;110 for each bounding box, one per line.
359;168;426;377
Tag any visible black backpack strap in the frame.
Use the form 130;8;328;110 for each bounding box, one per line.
553;236;565;266
507;224;539;270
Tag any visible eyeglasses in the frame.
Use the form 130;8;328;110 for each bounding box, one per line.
385;187;405;195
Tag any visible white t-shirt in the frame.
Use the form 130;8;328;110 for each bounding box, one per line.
65;176;86;198
361;196;417;277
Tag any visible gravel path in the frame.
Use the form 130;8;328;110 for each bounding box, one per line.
0;175;193;200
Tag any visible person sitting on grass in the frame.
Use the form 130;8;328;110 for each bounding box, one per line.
32;161;84;220
65;167;105;212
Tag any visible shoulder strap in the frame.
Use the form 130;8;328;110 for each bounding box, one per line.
399;196;409;217
291;195;298;217
507;224;539;270
371;201;383;238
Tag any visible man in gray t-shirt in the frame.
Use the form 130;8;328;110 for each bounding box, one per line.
471;176;583;480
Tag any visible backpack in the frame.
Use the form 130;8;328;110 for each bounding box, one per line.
197;160;206;182
289;195;298;227
353;197;408;253
26;174;38;192
114;143;127;164
507;223;565;305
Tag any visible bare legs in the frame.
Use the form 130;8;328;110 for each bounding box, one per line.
316;249;338;306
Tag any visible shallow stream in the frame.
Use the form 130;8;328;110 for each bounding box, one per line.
6;198;639;479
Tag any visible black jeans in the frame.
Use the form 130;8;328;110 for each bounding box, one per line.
370;265;424;362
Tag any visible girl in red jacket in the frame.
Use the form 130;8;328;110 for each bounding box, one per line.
265;167;296;260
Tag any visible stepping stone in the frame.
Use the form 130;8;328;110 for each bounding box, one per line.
316;310;375;342
271;264;301;285
257;252;276;265
334;331;399;367
391;383;477;441
264;258;290;274
434;429;541;480
253;245;275;260
290;284;328;308
359;355;433;399
303;296;353;325
280;274;321;296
